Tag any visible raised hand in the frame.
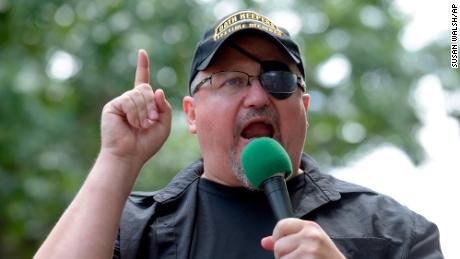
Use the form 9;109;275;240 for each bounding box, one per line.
100;49;172;168
34;50;173;259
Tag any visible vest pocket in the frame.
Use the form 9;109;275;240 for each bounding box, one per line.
331;237;391;259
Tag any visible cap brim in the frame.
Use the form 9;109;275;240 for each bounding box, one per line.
196;40;226;71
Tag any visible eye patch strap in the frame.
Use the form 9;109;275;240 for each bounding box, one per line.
228;42;291;73
228;41;264;64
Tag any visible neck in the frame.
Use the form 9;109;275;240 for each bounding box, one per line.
201;171;243;187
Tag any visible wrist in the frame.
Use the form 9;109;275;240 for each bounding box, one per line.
91;150;144;193
97;149;144;171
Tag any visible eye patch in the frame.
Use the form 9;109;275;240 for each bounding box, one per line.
229;42;302;100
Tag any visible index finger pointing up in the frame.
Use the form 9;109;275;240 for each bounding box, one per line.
134;49;150;87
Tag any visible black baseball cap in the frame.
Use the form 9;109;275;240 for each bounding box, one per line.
188;10;305;95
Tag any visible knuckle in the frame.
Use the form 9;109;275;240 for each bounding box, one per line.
121;92;133;102
275;218;291;229
300;227;321;240
121;96;133;108
138;83;152;91
131;89;143;100
102;102;111;111
122;89;133;96
306;220;320;228
273;240;289;258
103;96;122;112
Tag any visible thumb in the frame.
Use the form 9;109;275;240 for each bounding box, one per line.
261;236;274;251
154;89;172;121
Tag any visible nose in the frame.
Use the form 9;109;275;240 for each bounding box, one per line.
242;77;270;108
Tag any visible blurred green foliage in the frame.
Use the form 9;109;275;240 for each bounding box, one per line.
0;0;458;257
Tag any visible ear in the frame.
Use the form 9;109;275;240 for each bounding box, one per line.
183;96;197;134
302;93;310;113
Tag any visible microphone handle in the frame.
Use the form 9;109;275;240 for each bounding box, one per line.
262;175;293;220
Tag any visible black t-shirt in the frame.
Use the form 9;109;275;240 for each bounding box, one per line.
189;174;306;259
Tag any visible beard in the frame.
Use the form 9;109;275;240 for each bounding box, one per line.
228;107;281;190
229;148;254;190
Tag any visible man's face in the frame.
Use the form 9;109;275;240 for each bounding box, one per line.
183;34;310;188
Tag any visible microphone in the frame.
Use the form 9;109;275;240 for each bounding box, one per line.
241;137;294;220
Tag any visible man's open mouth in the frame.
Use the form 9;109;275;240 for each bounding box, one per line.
240;120;275;139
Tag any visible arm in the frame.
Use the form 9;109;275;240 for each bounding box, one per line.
34;50;172;259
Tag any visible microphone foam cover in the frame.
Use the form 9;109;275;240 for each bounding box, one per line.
241;137;292;190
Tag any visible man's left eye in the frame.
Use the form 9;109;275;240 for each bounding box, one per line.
224;77;244;87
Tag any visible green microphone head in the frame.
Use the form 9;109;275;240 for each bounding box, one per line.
241;137;292;190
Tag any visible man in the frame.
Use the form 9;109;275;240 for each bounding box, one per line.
35;10;443;258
